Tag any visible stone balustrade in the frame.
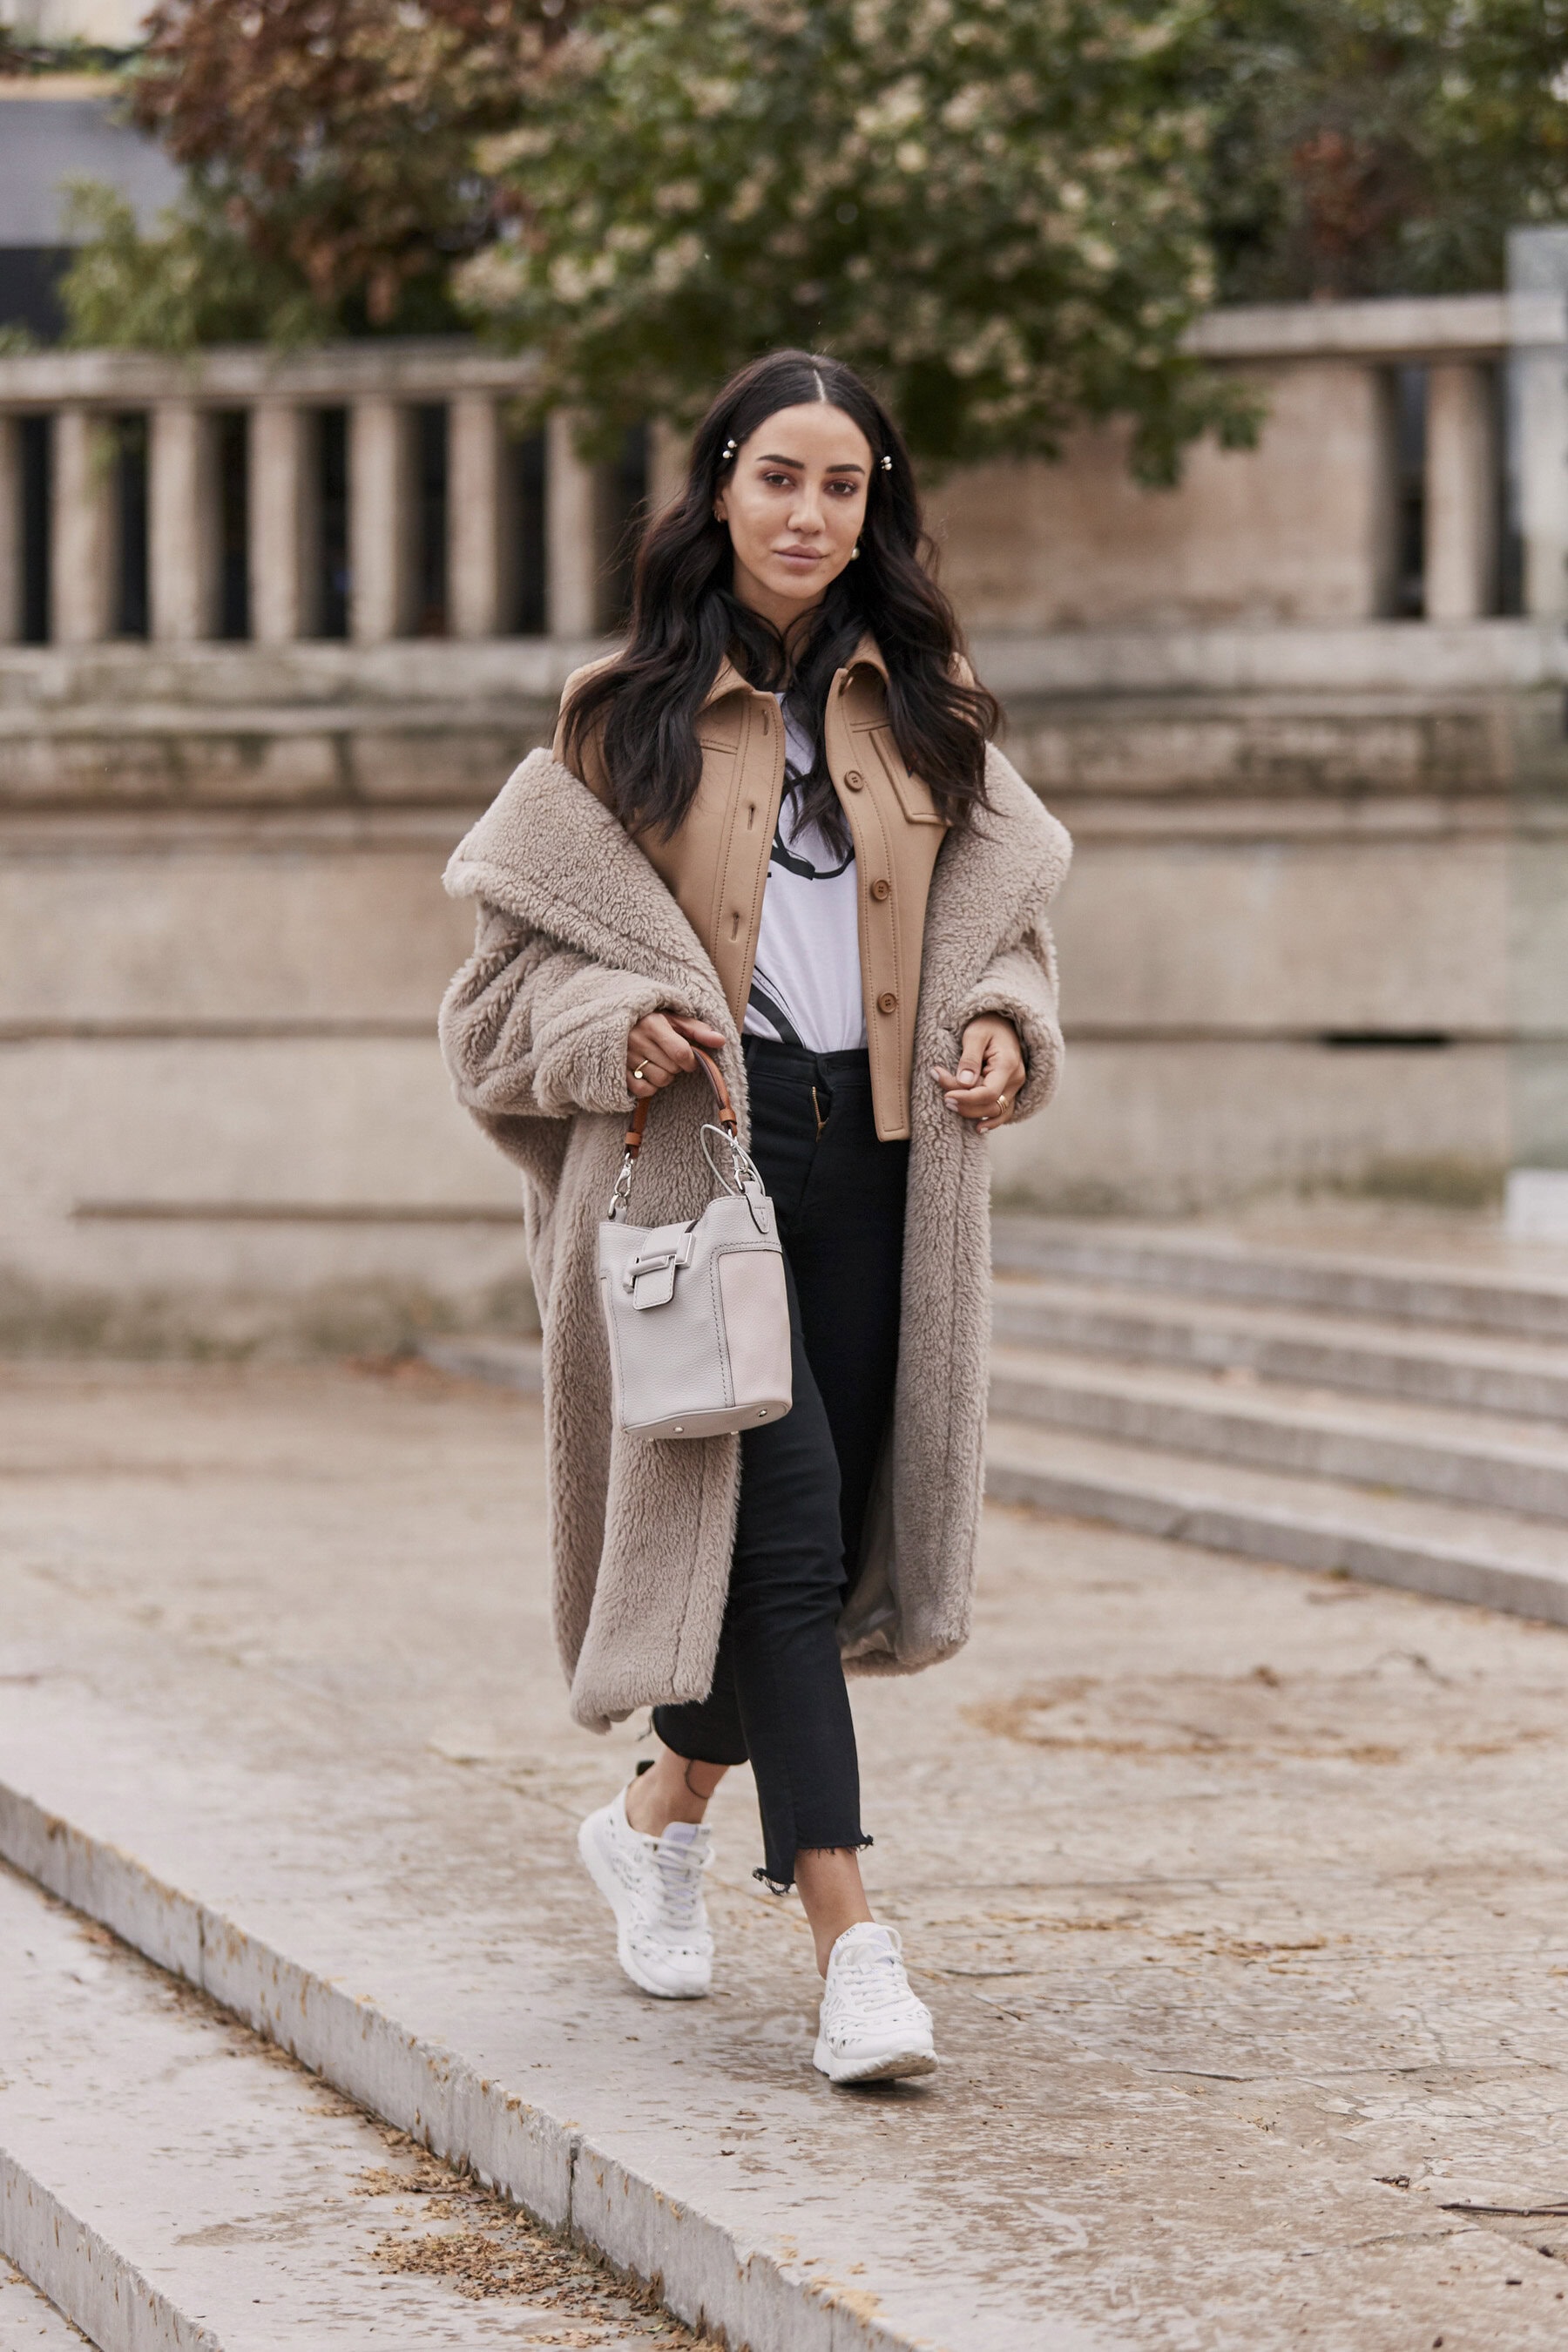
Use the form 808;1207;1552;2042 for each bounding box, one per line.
0;341;690;651
0;289;1563;650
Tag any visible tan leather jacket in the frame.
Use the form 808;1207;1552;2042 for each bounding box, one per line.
554;637;949;1140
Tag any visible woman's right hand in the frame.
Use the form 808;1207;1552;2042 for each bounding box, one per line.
626;1010;728;1100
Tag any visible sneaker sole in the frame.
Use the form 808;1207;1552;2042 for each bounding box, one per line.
576;1813;711;2001
813;2036;938;2085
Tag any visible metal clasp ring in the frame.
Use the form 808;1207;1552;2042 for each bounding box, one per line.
607;1152;635;1220
700;1121;758;1197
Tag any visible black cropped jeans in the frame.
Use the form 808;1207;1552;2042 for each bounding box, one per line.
652;1036;909;1889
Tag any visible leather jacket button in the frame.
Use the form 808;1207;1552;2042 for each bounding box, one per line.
870;877;891;902
876;990;897;1014
843;767;864;790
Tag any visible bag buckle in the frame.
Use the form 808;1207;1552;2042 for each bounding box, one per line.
624;1229;695;1308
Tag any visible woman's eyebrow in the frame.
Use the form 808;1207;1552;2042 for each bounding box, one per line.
754;452;866;474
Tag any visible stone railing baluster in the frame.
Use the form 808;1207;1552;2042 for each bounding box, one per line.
1424;363;1497;622
249;402;311;645
545;410;598;638
149;400;218;643
349;395;415;644
449;393;502;640
51;406;116;645
1506;226;1568;620
647;417;687;522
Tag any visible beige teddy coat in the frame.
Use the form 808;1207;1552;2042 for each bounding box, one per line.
439;740;1070;1734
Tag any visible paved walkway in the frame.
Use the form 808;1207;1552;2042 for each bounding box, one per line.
2;1357;1566;2349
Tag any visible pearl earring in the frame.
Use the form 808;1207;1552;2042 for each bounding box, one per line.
850;540;861;560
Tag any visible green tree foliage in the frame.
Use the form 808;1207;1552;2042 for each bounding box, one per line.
460;0;1255;482
0;28;133;73
59;183;329;350
50;0;1568;474
1207;0;1568;301
59;0;562;346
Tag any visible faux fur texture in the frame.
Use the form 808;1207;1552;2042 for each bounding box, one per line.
440;742;1070;1733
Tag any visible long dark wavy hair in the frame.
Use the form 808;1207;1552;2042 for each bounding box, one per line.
560;349;998;857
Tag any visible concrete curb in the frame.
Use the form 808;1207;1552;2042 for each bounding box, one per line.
0;1788;923;2352
984;1454;1568;1626
1;2151;220;2352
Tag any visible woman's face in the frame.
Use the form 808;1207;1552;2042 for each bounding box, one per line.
714;401;873;632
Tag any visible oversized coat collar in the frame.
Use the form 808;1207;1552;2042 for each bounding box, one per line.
444;747;733;1032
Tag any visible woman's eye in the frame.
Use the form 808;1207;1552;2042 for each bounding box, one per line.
762;472;794;489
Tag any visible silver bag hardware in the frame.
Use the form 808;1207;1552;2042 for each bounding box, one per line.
598;1046;793;1440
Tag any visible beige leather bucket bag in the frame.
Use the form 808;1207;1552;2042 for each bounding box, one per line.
598;1049;794;1441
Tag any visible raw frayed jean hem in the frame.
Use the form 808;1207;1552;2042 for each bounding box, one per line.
752;1835;875;1897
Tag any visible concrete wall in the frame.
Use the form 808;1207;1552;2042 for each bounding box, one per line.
3;625;1565;1350
0;654;539;1352
929;366;1398;632
3;288;1566;1348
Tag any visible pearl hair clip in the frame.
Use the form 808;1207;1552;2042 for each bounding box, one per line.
722;437;738;459
881;454;893;471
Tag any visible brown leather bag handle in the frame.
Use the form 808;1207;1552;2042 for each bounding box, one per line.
623;1044;738;1161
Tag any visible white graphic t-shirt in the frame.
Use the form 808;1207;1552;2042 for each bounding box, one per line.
742;697;868;1053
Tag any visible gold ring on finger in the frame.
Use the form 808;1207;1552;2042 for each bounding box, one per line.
633;1062;648;1082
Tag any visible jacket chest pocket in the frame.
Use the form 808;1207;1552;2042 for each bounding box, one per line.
868;724;944;826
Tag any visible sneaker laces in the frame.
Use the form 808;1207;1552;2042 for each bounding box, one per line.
831;1929;924;2019
652;1828;711;1933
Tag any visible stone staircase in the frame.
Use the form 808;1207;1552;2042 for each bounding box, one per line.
429;1218;1568;1625
985;1218;1568;1623
0;1819;693;2352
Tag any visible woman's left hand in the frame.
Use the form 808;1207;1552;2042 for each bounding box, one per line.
931;1017;1026;1134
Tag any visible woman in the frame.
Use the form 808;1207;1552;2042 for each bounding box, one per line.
440;349;1070;2085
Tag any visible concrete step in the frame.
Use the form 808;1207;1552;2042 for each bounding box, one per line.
990;1274;1568;1421
991;1214;1568;1342
0;1862;686;2352
419;1327;1568;1625
990;1343;1568;1518
983;1419;1568;1625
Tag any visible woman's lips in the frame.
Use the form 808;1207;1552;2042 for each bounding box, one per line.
775;547;823;567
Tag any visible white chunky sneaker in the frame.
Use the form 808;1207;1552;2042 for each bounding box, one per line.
813;1922;937;2085
576;1785;714;1999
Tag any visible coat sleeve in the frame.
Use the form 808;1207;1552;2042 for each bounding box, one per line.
949;906;1064;1122
438;902;695;1162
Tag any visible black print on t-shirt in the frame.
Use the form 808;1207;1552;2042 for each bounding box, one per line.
746;759;855;1044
